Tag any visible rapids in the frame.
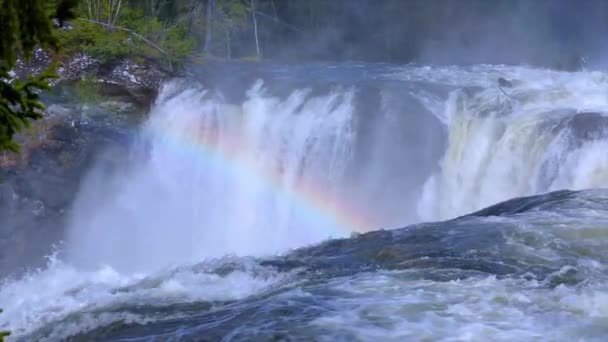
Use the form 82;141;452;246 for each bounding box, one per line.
2;63;608;341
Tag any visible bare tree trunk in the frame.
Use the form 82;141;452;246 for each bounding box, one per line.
204;0;214;54
87;0;93;19
96;0;101;22
112;0;123;26
251;0;260;58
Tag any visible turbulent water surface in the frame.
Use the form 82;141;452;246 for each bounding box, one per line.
3;63;608;341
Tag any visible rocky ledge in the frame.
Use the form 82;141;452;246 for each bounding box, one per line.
14;48;172;109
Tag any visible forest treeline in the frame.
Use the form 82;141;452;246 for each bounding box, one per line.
63;0;608;68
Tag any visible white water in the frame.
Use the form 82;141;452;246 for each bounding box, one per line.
308;271;608;341
417;66;608;219
0;80;366;339
3;65;608;340
66;80;362;273
0;255;284;340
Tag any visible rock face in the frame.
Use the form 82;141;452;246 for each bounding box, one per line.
14;48;171;109
0;100;137;276
1;50;170;276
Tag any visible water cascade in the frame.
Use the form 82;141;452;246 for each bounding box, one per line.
4;65;608;340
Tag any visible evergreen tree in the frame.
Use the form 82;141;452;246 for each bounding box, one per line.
0;0;77;152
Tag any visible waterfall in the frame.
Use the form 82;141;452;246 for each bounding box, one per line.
66;66;608;273
66;81;360;272
7;64;608;341
65;76;446;273
418;70;608;220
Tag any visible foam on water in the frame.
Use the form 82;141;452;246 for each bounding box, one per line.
308;271;608;341
0;255;283;340
3;64;608;339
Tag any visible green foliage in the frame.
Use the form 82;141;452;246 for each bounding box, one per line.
1;0;57;69
59;2;195;67
126;8;196;66
0;67;58;152
214;0;250;40
163;20;197;62
0;0;77;152
0;309;9;340
216;0;249;23
59;20;134;62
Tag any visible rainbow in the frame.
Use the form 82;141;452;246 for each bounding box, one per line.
154;121;374;236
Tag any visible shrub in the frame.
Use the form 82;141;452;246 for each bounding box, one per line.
58;3;195;69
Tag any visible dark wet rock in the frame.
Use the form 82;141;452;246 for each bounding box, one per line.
542;111;608;146
69;189;608;342
27;188;608;342
96;82;157;112
261;189;603;284
261;220;521;281
533;111;608;190
0;103;136;276
498;77;513;88
565;112;608;143
469;190;578;217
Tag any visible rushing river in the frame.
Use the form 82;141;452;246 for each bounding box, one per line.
2;63;608;341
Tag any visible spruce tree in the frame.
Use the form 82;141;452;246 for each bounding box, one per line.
0;0;77;152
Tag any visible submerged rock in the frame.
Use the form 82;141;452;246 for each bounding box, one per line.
498;77;513;88
565;112;608;143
